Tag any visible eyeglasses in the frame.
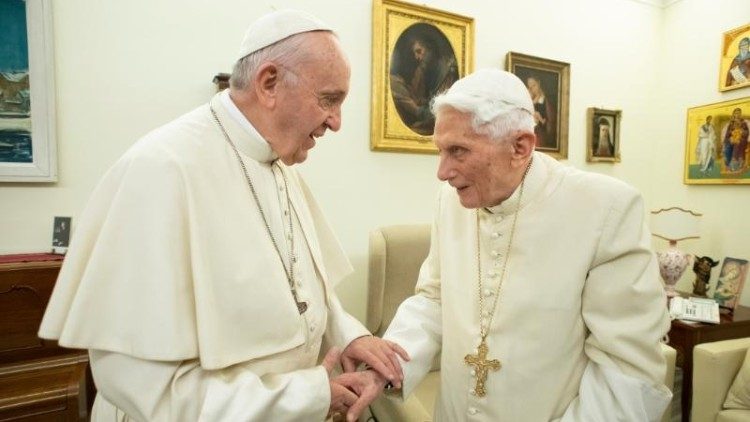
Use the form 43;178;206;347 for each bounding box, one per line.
278;65;345;112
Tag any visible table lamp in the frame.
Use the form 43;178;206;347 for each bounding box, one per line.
650;207;702;297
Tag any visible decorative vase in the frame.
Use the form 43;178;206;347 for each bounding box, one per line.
656;241;693;297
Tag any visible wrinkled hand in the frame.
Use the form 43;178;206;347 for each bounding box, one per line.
341;336;410;388
323;348;358;420
332;370;388;422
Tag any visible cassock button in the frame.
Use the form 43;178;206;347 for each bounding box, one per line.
470;369;476;377
483;289;492;297
309;325;315;332
491;232;501;238
469;408;478;415
469;389;476;396
491;251;500;257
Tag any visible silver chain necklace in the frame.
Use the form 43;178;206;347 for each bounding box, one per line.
209;105;308;314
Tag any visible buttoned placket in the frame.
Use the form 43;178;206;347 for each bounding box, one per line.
466;210;510;418
271;166;314;342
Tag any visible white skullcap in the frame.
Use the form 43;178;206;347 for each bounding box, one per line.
236;9;332;61
435;68;534;122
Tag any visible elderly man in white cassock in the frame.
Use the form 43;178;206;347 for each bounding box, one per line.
38;9;407;422
360;69;673;421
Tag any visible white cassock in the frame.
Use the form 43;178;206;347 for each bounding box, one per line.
38;91;369;421
385;152;672;421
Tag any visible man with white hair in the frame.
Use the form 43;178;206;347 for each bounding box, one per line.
362;69;672;420
39;9;405;422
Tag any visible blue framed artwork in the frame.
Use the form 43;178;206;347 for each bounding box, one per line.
0;0;57;182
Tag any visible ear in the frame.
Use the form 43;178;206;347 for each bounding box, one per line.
253;62;282;108
510;131;536;162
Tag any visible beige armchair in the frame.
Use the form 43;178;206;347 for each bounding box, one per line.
692;337;750;422
366;224;676;422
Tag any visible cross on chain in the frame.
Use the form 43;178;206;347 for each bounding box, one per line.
464;339;501;397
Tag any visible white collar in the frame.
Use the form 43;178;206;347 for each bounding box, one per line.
219;89;278;162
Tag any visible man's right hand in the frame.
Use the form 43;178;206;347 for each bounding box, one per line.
323;348;358;420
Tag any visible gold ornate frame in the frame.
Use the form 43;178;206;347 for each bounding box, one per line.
586;108;622;163
684;97;750;185
506;52;569;160
719;23;750;92
370;0;474;154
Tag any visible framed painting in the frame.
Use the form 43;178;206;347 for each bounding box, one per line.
0;0;56;182
684;97;749;184
506;52;569;160
586;108;621;163
371;0;473;154
719;23;750;92
713;257;748;312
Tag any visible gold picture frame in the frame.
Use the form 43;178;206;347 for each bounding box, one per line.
506;52;569;160
586;108;621;163
684;97;749;185
370;0;474;154
719;23;750;92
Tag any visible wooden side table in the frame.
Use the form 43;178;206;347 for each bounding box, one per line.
667;301;750;422
0;253;95;420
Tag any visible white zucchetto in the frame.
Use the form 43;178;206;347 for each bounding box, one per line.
237;9;332;61
435;68;535;121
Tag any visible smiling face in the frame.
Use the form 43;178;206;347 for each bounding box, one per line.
271;32;350;164
434;108;521;208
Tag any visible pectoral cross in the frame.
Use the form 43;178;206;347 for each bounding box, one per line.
464;339;501;397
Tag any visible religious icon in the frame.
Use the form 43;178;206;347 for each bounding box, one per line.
719;23;750;92
713;257;749;312
586;108;622;163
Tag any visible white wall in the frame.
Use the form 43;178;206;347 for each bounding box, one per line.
1;0;748;321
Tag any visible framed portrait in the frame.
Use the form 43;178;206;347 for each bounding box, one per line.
506;52;569;160
719;23;750;92
0;0;56;182
684;97;749;185
586;108;621;163
713;257;748;312
371;0;473;154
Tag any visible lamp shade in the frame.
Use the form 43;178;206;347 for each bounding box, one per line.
650;207;702;242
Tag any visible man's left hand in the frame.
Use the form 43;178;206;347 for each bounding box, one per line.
341;336;409;388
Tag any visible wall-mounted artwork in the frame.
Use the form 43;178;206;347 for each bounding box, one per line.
586;108;621;163
0;0;56;182
720;23;750;92
506;52;569;160
684;97;749;184
370;0;473;154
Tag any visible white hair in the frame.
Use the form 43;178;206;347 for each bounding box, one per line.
229;31;332;90
431;92;535;141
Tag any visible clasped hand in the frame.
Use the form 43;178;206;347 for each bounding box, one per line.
323;336;409;422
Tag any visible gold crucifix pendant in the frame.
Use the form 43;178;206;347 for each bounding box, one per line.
464;339;501;397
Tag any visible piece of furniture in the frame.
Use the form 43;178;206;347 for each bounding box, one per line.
0;254;91;421
691;337;750;422
668;297;750;422
366;225;676;422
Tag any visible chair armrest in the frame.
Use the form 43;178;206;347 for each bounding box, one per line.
691;337;750;422
661;343;676;422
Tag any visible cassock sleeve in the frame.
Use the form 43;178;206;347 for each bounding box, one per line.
382;192;444;398
324;290;372;350
558;188;672;422
89;350;331;421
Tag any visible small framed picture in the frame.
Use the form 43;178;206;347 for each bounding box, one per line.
51;216;71;254
713;257;749;312
586;108;621;163
719;23;750;92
